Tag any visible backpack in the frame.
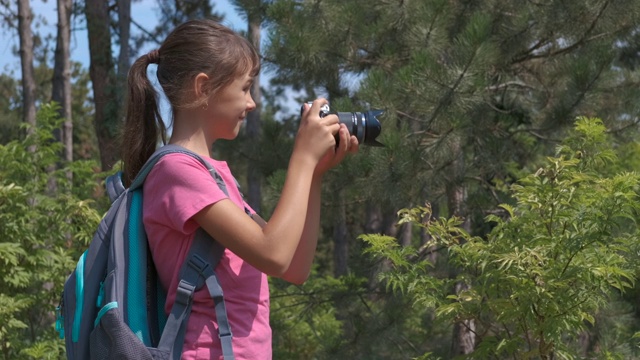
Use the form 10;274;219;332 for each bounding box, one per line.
56;144;246;360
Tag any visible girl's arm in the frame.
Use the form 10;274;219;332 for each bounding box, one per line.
279;175;322;284
193;100;342;279
281;127;359;284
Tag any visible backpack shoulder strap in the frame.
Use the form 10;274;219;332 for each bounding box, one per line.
105;172;126;203
141;145;236;360
158;229;231;360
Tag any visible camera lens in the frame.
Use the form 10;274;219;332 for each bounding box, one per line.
336;110;384;147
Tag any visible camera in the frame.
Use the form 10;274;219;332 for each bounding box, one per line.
304;102;384;147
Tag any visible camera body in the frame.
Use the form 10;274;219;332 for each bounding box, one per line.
304;102;384;147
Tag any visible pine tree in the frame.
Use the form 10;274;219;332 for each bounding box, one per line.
265;0;640;356
363;117;640;359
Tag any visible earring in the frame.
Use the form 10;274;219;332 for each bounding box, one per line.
202;102;208;110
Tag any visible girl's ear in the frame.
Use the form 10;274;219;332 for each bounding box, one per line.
193;72;210;99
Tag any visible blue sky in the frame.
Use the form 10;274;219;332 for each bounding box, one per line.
0;0;245;74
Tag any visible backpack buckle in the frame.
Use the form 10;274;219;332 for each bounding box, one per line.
175;280;196;306
187;254;212;278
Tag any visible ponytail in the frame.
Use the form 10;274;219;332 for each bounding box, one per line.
121;50;166;187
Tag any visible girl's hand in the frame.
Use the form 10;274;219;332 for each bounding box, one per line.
314;123;359;177
294;99;340;165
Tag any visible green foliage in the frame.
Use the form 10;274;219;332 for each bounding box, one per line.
270;272;438;360
0;103;102;359
363;118;640;358
270;274;352;359
265;2;640;355
0;73;21;143
266;0;640;225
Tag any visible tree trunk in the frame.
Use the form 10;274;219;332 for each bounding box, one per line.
52;0;73;164
86;0;120;171
333;189;348;277
17;0;36;139
116;0;131;117
364;202;382;235
245;6;262;213
447;135;476;355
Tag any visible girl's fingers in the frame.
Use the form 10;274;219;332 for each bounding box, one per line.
339;127;349;152
349;136;359;153
335;126;350;159
328;123;341;137
322;114;339;126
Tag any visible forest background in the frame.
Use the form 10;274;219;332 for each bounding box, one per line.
1;0;640;359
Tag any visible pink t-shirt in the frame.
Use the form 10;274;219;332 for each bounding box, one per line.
143;153;271;360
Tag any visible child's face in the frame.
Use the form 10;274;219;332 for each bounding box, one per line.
206;70;256;140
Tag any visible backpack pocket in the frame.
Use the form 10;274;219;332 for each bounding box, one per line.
90;303;169;360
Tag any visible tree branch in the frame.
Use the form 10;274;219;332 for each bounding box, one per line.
130;17;162;45
512;0;613;64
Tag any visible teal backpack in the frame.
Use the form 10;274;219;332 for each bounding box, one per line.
57;145;243;360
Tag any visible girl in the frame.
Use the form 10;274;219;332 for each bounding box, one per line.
121;19;358;359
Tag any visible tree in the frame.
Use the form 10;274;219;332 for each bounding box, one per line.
16;0;36;138
363;117;640;359
85;0;119;171
1;2;95;160
265;0;640;355
0;104;101;359
52;0;73;165
116;0;131;89
115;0;131;147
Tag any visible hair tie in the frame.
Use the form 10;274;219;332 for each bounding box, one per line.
147;49;160;64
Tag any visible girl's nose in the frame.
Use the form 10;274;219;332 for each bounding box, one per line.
247;94;256;111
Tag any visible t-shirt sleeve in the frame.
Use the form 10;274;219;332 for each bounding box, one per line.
144;153;228;234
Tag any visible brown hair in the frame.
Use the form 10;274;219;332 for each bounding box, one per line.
121;19;260;186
